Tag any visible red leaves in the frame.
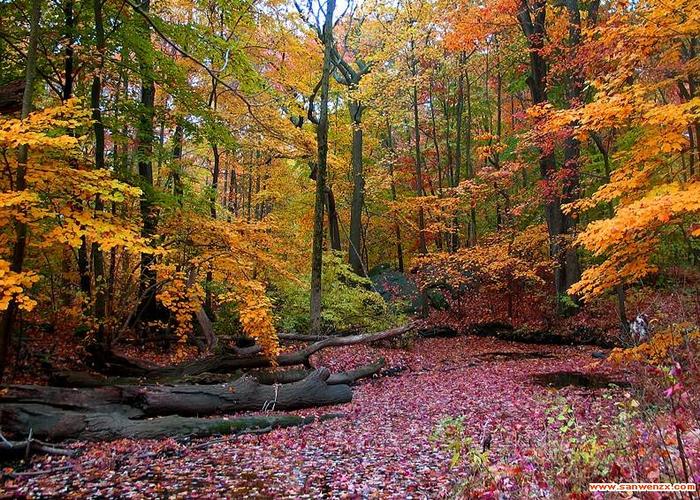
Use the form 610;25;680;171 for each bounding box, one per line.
2;336;628;497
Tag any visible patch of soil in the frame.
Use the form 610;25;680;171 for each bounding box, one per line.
476;351;556;362
531;371;629;389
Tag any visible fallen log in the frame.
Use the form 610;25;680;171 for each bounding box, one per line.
0;369;351;442
1;405;343;441
51;358;386;387
92;322;416;381
327;357;386;385
137;368;351;416
277;323;415;366
1;369;351;418
2;326;412;444
278;333;330;342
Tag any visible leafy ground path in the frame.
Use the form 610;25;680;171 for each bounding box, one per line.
1;336;626;498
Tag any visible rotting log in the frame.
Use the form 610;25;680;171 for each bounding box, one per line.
0;370;351;443
137;368;351;416
157;322;414;376
90;322;415;380
1;369;351;418
0;405;344;442
50;358;386;388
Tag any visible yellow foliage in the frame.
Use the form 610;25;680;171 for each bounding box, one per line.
533;0;700;300
0;100;146;322
416;224;551;294
156;209;285;359
0;260;39;312
156;264;205;341
0;98;90;148
609;323;700;366
235;280;280;360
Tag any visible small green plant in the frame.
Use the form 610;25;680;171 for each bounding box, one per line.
558;293;579;315
273;252;404;334
431;416;492;493
436;394;654;496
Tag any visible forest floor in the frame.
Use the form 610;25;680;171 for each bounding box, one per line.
1;335;629;498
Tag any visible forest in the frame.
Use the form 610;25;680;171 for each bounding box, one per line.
0;0;698;495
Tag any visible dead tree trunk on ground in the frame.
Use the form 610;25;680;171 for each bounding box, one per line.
96;322;415;380
0;370;349;442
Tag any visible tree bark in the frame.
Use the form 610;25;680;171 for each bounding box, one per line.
1;405;341;442
559;0;583;301
348;100;365;275
0;0;41;381
325;187;342;251
466;67;477;246
66;0;92;301
0;370;350;441
91;0;107;346
452;52;466;251
172;122;184;203
385;122;405;272
135;0;160;326
310;0;336;334
411;40;427;254
517;0;580;311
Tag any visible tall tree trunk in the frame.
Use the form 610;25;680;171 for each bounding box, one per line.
385;122;404;272
91;0;107;347
223;169;229;212
0;0;41;381
452;53;466;251
206;80;220;318
62;0;91;299
410;40;427;254
428;82;443;196
348;101;365;275
309;0;336;334
493;44;510;230
172;122;184;204
560;0;583;300
230;165;238;216
247;166;253;221
135;0;159;325
517;0;580;311
205;143;220;316
466;67;477;246
325;187;342;251
428;81;445;251
62;0;74;101
441;94;454;189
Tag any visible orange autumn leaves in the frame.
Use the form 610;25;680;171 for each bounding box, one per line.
236;280;280;360
609;323;700;366
526;0;700;301
1;101;283;360
0;100;144;315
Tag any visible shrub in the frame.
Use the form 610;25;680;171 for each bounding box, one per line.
273;252;403;334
